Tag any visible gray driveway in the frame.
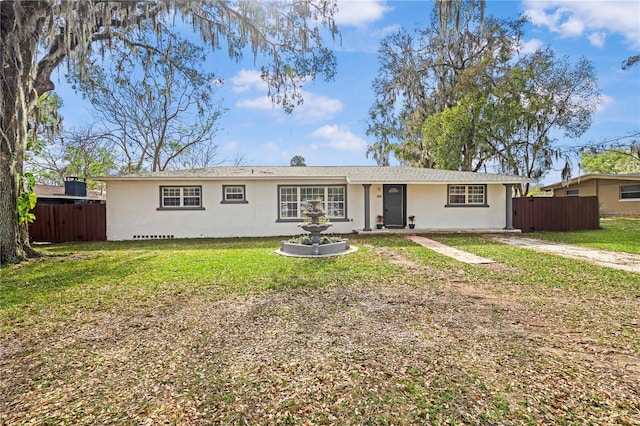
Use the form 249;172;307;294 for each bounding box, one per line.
490;235;640;274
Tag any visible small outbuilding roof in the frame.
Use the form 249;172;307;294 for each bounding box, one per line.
542;173;640;191
99;166;534;185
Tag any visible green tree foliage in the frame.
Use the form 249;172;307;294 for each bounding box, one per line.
401;92;493;171
17;173;37;225
368;1;600;196
367;0;522;165
290;155;306;166
0;0;338;264
581;150;640;174
27;93;63;157
484;49;600;194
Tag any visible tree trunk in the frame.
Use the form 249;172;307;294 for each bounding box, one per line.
0;150;26;264
0;75;31;264
0;2;43;265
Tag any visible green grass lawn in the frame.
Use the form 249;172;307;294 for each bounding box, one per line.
1;225;639;424
527;217;640;254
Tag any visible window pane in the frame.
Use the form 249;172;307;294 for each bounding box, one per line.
183;187;199;197
449;194;466;204
327;186;345;218
467;185;485;204
300;187;324;202
163;197;180;207
183;197;200;206
621;185;640;199
449;185;485;205
161;186;201;208
280;187;299;218
225;186;245;200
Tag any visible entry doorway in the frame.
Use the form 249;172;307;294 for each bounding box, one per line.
383;184;406;228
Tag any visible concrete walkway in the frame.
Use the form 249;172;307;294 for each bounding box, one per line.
406;235;495;264
490;235;640;274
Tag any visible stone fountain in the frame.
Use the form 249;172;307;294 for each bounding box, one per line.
277;199;356;257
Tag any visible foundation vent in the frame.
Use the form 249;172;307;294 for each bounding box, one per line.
133;235;175;239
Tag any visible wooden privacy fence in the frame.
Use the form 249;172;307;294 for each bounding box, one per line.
30;204;106;243
513;196;600;233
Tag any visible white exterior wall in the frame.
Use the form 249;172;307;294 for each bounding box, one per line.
106;179;360;240
405;184;506;229
106;180;507;240
362;183;506;229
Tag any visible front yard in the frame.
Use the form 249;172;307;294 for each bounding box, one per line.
1;226;639;424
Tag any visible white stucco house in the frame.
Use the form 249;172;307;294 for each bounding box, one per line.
99;166;534;240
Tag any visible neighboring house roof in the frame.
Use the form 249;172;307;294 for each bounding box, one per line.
542;174;640;191
98;166;534;185
34;184;106;201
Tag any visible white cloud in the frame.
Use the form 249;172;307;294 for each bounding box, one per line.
587;31;606;48
236;96;274;110
596;93;615;113
237;91;343;123
231;69;267;93
519;38;544;54
232;68;343;123
524;0;640;48
371;23;401;38
335;0;390;27
292;92;343;123
311;125;367;153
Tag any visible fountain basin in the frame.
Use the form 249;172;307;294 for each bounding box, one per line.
279;239;353;256
276;198;356;257
299;223;332;233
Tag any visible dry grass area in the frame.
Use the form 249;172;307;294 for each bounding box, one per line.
1;236;639;424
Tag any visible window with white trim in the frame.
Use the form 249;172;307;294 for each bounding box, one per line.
222;185;246;203
566;189;579;197
447;184;487;206
160;186;202;208
278;185;346;220
620;184;640;200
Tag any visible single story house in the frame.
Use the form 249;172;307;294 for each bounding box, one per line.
99;166;534;240
542;174;640;217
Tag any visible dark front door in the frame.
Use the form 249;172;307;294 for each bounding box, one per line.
383;184;406;228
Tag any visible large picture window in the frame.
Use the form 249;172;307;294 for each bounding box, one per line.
159;186;202;209
278;185;346;220
447;184;487;206
620;184;640;200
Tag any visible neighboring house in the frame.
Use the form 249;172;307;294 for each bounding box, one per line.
542;174;640;217
99;166;534;240
35;177;106;205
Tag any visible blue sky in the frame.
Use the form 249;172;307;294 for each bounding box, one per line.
55;0;640;185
